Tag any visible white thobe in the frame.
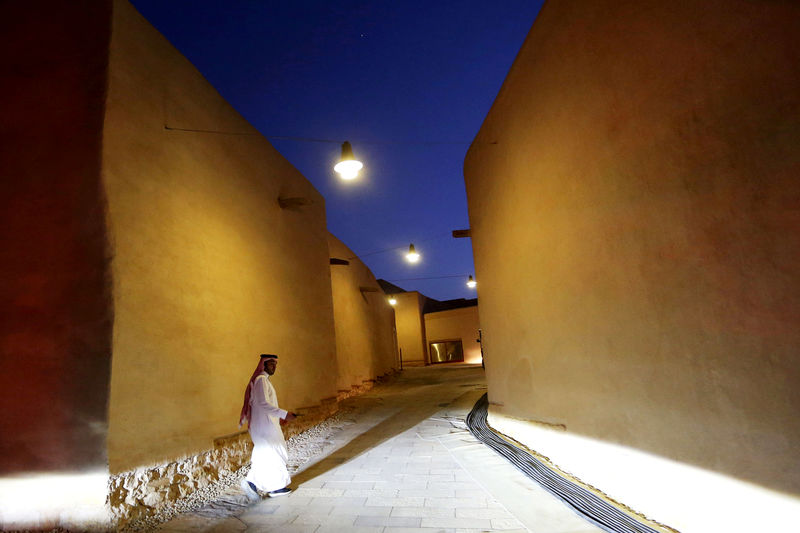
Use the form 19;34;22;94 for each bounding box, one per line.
245;372;290;492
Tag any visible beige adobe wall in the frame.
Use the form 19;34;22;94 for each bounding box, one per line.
464;0;800;528
103;0;338;473
423;307;481;365
328;233;399;392
392;292;428;366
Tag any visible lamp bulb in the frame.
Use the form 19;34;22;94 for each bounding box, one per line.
335;141;363;180
334;159;363;180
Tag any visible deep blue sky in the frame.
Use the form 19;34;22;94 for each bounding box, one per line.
130;0;543;301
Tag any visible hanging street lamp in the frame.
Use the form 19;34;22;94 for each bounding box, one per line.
405;243;420;263
388;295;397;306
333;141;363;180
466;275;477;288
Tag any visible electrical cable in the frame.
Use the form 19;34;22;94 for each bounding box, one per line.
164;125;261;136
163;126;485;145
465;393;665;533
346;232;452;260
386;275;470;282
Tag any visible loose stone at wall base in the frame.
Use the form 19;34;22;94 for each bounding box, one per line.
108;372;397;529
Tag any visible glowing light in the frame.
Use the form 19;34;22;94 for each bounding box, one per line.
466;275;477;288
334;160;362;180
487;412;800;533
388;296;397;305
405;243;420;263
0;471;110;530
334;141;363;180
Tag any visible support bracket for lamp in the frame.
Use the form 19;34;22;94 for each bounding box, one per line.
452;229;471;238
359;286;379;302
359;286;379;293
278;196;312;210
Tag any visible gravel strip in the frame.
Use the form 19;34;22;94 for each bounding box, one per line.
120;408;357;532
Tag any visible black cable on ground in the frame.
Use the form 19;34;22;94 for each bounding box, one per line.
466;393;663;533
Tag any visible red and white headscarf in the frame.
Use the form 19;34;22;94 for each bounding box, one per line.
239;354;278;428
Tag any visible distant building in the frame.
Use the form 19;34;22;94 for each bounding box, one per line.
378;280;481;366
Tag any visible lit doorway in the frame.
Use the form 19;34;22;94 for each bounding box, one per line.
429;340;464;364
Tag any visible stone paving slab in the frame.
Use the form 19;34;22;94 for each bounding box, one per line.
157;365;603;532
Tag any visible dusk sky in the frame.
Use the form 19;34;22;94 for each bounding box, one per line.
130;0;544;301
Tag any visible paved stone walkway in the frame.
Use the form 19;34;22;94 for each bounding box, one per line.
157;364;602;532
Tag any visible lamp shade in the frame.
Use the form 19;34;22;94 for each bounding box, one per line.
405;243;420;263
333;141;363;180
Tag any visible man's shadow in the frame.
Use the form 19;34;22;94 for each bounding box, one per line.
290;387;485;486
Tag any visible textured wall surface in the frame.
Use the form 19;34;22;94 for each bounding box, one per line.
424;307;482;365
465;0;800;501
0;0;114;476
392;292;428;366
103;0;338;472
328;234;398;392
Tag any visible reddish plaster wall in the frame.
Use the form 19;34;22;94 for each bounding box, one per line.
0;1;114;474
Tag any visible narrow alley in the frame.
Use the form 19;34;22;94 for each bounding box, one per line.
156;364;601;533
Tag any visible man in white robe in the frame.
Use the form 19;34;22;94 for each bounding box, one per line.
239;353;296;497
